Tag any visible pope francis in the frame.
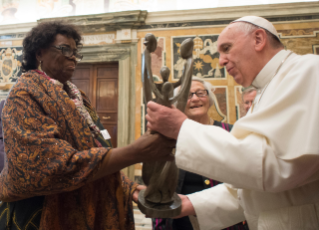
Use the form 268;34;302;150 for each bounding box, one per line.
146;16;319;230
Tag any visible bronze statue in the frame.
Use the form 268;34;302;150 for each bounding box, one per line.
138;33;194;218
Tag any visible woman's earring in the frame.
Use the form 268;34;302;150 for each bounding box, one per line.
38;61;42;71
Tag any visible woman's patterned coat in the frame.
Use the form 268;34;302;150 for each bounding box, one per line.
0;70;137;230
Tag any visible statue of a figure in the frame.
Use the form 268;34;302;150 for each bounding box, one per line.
138;33;194;218
155;66;182;104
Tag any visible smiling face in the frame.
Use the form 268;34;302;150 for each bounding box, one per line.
38;34;77;84
217;23;259;87
184;81;210;121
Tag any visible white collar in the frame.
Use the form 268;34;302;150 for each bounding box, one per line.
252;50;290;90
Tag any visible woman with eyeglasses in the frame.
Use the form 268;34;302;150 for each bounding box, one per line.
153;77;248;230
0;21;175;230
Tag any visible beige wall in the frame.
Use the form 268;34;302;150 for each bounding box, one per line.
131;18;319;181
134;21;319;141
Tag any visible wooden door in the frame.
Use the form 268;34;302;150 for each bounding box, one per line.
71;62;119;147
72;65;94;100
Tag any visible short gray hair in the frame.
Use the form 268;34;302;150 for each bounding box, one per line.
235;22;284;49
242;86;257;100
174;76;216;107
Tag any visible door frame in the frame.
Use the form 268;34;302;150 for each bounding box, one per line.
80;43;137;180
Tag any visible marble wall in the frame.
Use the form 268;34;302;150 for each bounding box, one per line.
133;18;319;182
135;20;319;136
135;27;242;141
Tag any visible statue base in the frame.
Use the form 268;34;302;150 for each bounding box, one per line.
138;189;182;218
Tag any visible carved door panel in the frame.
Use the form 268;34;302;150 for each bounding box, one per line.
94;63;118;147
71;62;119;147
72;65;93;101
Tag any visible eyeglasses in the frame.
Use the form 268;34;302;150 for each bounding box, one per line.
188;89;208;99
51;46;83;62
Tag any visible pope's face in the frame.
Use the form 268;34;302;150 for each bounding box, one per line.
217;24;257;87
185;81;210;120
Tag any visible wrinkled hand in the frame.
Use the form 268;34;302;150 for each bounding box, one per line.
172;194;196;219
146;101;187;140
130;130;176;163
132;185;146;203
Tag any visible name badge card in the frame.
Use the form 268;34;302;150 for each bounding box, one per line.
101;129;111;140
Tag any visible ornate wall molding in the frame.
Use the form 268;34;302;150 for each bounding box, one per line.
0;22;36;36
141;2;319;30
81;44;131;62
1;2;319;35
2;2;319;35
38;10;147;33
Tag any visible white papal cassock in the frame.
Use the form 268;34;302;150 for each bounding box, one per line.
175;50;319;230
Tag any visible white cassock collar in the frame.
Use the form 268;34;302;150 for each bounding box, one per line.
252;50;291;90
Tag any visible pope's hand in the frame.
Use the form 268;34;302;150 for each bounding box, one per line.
172;194;196;219
146;101;187;140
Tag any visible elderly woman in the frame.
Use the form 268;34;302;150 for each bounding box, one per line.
153;77;247;230
0;21;174;230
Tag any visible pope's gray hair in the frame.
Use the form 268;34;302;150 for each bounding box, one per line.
235;22;284;49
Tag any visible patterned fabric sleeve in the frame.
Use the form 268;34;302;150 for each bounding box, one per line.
120;171;139;225
0;86;110;202
121;172;139;196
